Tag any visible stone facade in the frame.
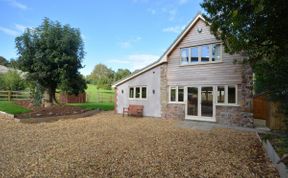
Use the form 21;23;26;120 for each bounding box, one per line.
215;64;254;127
164;104;185;120
160;63;185;120
160;62;254;127
216;106;253;127
160;63;168;118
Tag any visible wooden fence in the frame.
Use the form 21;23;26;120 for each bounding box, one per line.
86;92;114;103
59;93;86;103
0;90;31;101
253;94;286;130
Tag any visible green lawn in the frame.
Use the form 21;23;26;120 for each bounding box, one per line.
85;84;114;102
69;102;114;111
0;101;30;115
69;85;115;111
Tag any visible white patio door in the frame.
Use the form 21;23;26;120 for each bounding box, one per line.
185;86;216;122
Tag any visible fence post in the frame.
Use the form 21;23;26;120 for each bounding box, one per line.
8;90;11;101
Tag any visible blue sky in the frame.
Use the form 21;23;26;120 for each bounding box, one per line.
0;0;203;75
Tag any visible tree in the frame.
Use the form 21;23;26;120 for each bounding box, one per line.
201;0;288;118
88;64;114;89
114;69;131;82
0;56;9;66
15;18;86;107
0;70;26;90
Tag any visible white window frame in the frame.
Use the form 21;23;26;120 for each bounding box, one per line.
128;86;148;100
180;43;222;65
169;86;185;103
216;85;238;106
129;87;134;99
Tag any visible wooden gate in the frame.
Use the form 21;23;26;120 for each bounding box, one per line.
253;94;286;130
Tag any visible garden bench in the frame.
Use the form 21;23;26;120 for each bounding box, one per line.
123;105;144;117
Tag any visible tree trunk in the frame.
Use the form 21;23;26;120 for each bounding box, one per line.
43;87;58;107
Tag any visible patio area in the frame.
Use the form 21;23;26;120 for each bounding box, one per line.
0;111;278;177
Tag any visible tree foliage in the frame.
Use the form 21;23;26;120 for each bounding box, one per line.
0;70;26;90
201;0;288;115
87;64;131;89
88;64;114;89
0;56;9;66
15;18;86;106
114;69;131;82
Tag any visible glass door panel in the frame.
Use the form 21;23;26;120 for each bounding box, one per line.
187;87;198;116
201;87;213;117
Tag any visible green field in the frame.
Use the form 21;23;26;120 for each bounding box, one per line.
0;101;30;115
85;84;115;103
68;84;115;111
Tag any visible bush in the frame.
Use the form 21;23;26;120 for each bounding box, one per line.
0;70;26;90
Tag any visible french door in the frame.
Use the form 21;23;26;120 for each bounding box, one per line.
185;86;216;121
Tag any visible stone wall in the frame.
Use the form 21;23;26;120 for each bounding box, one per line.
216;106;253;127
240;63;253;112
216;63;254;127
160;63;168;118
164;104;185;120
239;63;254;127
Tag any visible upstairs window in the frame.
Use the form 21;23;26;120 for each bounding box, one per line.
180;43;222;65
201;45;209;62
181;48;189;64
212;44;221;62
191;47;198;63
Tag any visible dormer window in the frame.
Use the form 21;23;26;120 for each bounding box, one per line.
180;43;222;65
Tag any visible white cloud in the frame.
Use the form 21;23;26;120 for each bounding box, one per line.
7;0;27;10
119;36;142;49
15;24;27;32
163;25;185;33
0;26;19;36
107;54;159;71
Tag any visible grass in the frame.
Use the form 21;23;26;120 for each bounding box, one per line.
69;102;114;111
67;84;115;111
0;101;30;114
85;84;114;102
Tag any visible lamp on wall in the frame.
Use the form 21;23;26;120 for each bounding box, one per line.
153;90;155;94
121;90;124;94
197;27;202;33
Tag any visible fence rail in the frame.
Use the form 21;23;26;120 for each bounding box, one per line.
0;90;31;101
86;92;114;103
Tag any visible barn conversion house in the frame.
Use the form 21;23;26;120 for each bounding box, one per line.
112;14;253;127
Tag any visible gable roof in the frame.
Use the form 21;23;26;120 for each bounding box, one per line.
112;13;206;88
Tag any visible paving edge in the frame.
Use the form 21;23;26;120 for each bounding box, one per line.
0;111;15;119
13;110;100;123
256;132;288;178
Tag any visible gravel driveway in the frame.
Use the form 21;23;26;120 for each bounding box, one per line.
0;111;278;177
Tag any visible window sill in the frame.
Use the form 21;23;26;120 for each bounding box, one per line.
168;101;185;104
216;103;240;107
179;61;223;66
128;98;148;101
